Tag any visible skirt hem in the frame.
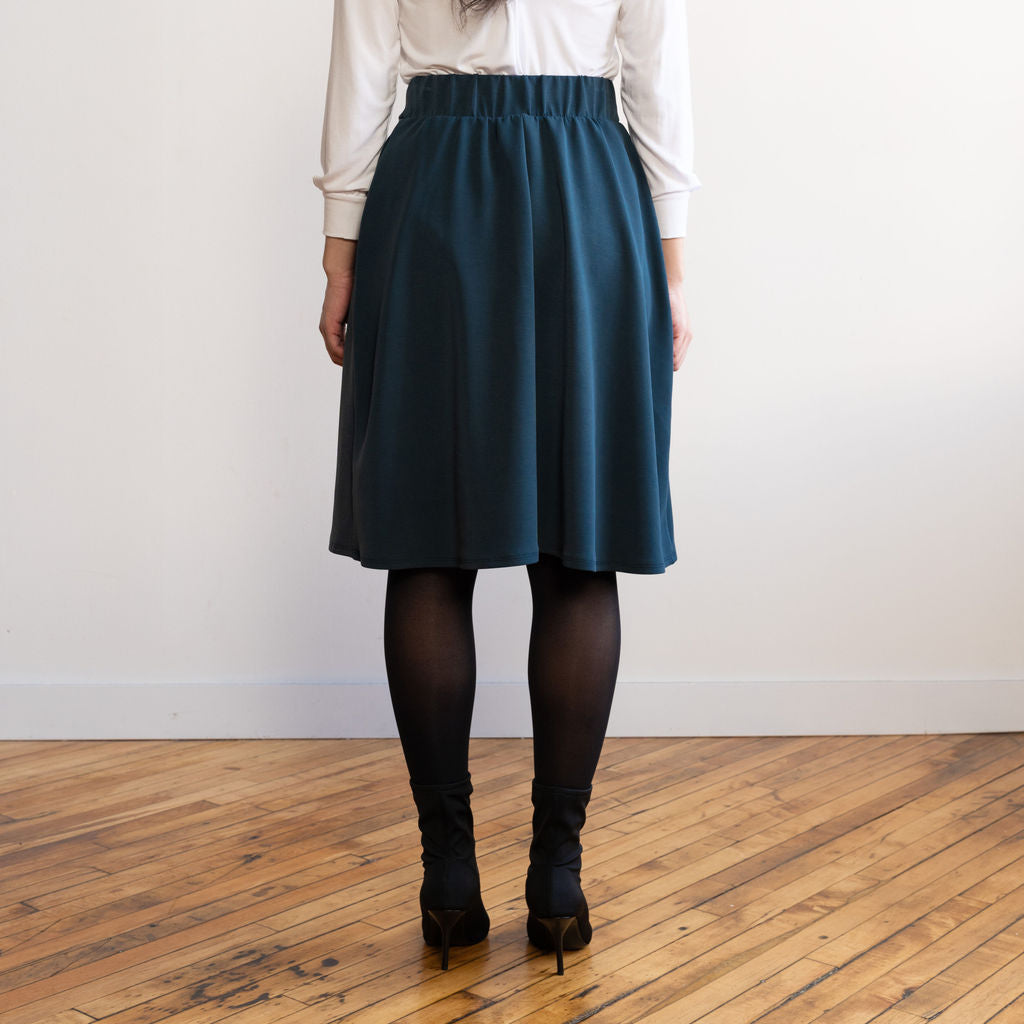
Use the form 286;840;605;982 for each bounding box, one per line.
328;542;673;575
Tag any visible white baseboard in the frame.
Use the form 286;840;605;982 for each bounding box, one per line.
1;680;1022;739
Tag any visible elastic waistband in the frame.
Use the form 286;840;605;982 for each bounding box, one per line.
400;74;618;120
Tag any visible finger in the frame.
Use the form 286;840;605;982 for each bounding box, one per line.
321;323;343;366
320;303;346;361
328;329;345;366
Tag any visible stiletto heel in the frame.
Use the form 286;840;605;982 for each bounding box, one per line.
409;772;490;971
524;779;595;975
427;907;468;970
533;914;580;975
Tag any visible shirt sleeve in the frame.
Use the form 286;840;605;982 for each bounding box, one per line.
312;0;401;240
616;0;702;238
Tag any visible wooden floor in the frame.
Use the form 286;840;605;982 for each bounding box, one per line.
1;734;1024;1023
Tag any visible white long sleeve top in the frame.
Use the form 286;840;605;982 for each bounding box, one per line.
312;0;701;241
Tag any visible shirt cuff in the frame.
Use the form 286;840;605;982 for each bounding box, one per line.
323;193;367;240
652;193;690;239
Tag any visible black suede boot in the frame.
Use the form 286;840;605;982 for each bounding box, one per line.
524;779;594;975
408;771;490;970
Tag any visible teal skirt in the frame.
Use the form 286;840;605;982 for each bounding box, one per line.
330;73;677;574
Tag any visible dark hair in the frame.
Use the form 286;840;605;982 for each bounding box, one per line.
454;0;506;28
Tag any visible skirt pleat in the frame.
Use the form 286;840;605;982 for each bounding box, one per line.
329;73;677;573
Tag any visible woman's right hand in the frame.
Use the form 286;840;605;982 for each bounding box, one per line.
320;237;358;366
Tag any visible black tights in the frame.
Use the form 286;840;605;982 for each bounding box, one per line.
383;552;621;790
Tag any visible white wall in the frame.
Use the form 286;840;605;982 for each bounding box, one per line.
2;1;1022;739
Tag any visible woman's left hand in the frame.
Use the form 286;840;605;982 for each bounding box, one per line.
666;278;693;371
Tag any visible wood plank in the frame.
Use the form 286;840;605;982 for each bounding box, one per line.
927;947;1024;1020
894;924;1024;1017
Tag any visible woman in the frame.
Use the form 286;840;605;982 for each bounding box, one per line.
313;0;700;975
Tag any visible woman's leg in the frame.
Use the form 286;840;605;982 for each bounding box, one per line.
525;553;621;788
383;565;479;786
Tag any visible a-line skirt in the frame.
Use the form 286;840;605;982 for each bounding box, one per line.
330;73;677;574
